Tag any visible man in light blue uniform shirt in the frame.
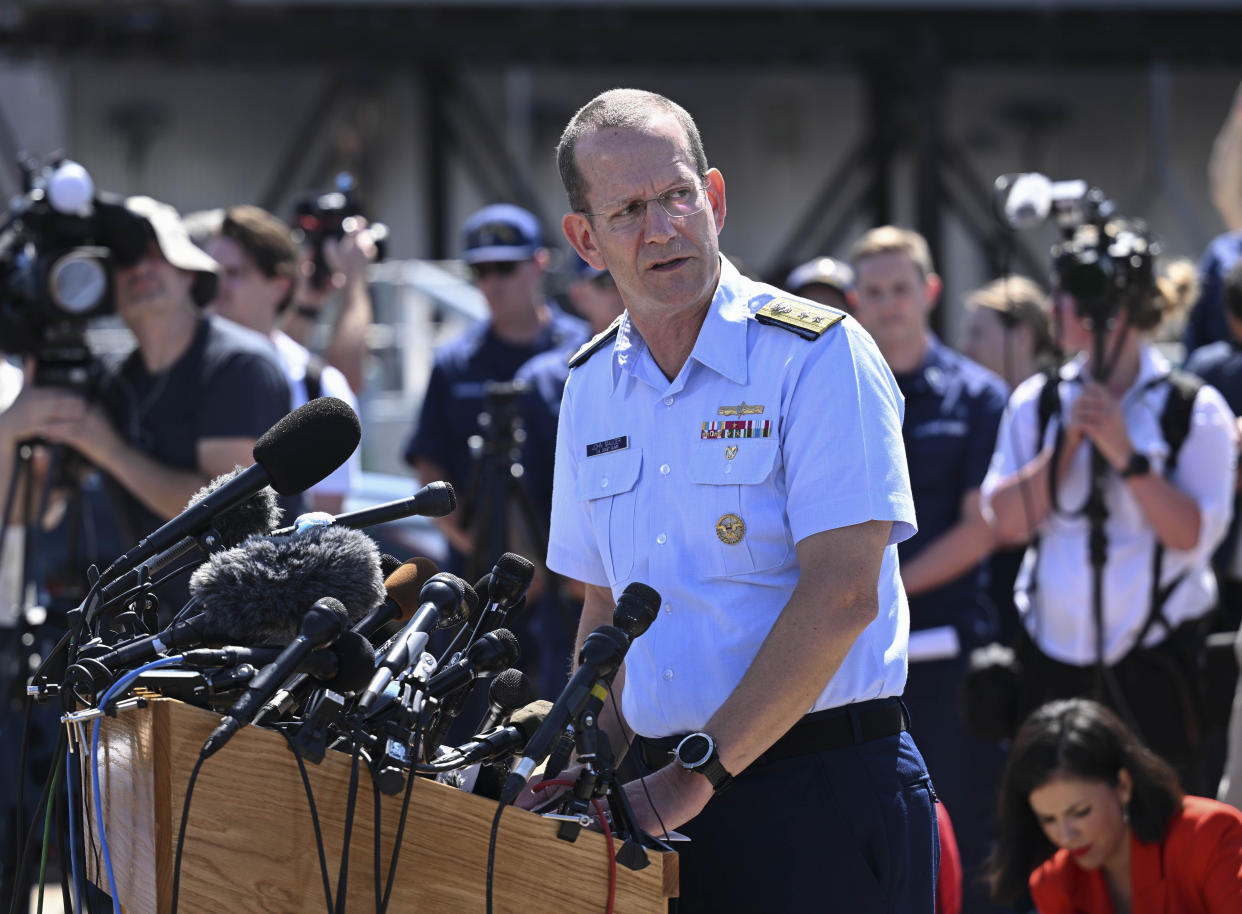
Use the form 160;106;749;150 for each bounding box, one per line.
538;88;938;912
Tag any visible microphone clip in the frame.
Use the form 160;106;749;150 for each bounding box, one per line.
289;689;347;765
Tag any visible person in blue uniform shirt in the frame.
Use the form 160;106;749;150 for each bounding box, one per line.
848;225;1010;913
403;203;587;574
530;87;937;913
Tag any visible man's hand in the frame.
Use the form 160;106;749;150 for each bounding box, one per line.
323;216;378;285
1069;381;1132;470
621;763;714;836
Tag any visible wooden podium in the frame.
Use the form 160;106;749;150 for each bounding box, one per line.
82;698;676;913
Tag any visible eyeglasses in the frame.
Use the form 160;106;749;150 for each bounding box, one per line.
470;260;521;281
580;180;709;235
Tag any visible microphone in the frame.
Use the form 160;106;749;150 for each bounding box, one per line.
201;597;348;758
355;573;470;713
189;525;385;642
500;624;632;804
269;481;457;536
472;553;535;638
351;557;441;644
475;668;534;735
424;629;520;701
444;700;553;767
99;470;282;605
180;630;375;693
543;582;662;779
97;397;360;594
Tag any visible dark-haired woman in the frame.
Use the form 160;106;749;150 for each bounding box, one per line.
989;698;1242;913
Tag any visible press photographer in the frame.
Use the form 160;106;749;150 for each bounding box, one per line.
979;175;1236;790
0;162;292;619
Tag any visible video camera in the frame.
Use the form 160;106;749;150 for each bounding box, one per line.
291;172;388;291
0;155;149;388
994;172;1158;329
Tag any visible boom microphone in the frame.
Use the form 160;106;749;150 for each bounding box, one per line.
269;481;457;536
202;596;348;758
99;470;282;605
96;397;360;596
189;524;385;641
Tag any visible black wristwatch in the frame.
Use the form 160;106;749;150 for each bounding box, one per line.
674;732;733;793
1120;451;1152;479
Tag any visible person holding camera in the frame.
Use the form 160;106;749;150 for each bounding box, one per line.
981;232;1236;789
206;204;359;514
988;698;1242;913
0;195;292;614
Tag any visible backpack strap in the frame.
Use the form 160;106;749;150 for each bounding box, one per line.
1136;370;1204;647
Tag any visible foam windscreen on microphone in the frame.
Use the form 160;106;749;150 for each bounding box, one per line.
322;630;378;693
384;557;441;622
187;468;282;546
188;525;385;644
253;397;361;495
508;699;554;740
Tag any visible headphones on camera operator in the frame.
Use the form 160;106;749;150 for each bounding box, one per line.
962;174;1223;745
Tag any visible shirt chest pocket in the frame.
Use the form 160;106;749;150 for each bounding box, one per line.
576;448;642;584
687;444;792;579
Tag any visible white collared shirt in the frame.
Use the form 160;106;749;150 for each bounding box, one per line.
980;347;1237;665
547;257;916;738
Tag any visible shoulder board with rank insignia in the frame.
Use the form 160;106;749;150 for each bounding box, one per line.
755;298;845;341
568;314;624;368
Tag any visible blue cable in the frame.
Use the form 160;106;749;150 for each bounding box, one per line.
90;655;185;912
65;743;81;914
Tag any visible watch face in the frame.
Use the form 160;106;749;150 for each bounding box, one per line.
677;733;714;768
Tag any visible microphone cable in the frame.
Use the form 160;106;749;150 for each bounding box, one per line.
332;738;365;914
377;706;427;914
608;687;672;844
90;654;184;913
483;779;617;914
5;725;68;914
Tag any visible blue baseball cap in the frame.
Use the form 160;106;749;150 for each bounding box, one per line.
571;254;606;281
462;204;544;264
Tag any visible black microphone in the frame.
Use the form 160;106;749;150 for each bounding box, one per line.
188;524;385;642
355;573;470;713
99;470;282;605
475;668;534;735
180;631;374;692
473;553;535;638
425;629;520;701
269;481;457;536
500;624;632;804
201;597;348;758
446;700;553;767
543;582;662;779
96;397;360;596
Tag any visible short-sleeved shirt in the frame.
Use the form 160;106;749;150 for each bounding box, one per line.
273;330;360;499
84;315;293;612
403;305;587;504
980;346;1236;665
1183;230;1242;355
895;335;1008;643
547;256;916;738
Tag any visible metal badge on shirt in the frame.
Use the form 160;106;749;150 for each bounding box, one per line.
586;435;628;457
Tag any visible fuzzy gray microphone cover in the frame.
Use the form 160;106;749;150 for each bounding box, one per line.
188;524;386;644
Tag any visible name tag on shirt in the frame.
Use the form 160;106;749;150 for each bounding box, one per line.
587;435;629;457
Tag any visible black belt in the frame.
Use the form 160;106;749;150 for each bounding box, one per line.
638;697;909;773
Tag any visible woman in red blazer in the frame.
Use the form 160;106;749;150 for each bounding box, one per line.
988;698;1242;913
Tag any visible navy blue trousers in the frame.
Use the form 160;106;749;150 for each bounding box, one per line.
666;729;939;914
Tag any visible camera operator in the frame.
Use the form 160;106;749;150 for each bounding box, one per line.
280;199;380;396
981;226;1236;788
0;195;292;615
206;204;359;514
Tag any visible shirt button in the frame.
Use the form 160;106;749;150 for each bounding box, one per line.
660;463;671;476
664;602;672;614
724;464;733;474
663;397;674;406
663;668;675;680
656;533;667;545
600;478;608;488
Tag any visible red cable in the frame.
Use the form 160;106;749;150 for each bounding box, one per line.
530;779;618;914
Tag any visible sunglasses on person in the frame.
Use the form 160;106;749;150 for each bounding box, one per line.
470;260;523;281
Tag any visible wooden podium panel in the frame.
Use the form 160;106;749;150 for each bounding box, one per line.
82;698;676;913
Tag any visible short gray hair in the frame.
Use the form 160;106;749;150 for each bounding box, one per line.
556;88;709;213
